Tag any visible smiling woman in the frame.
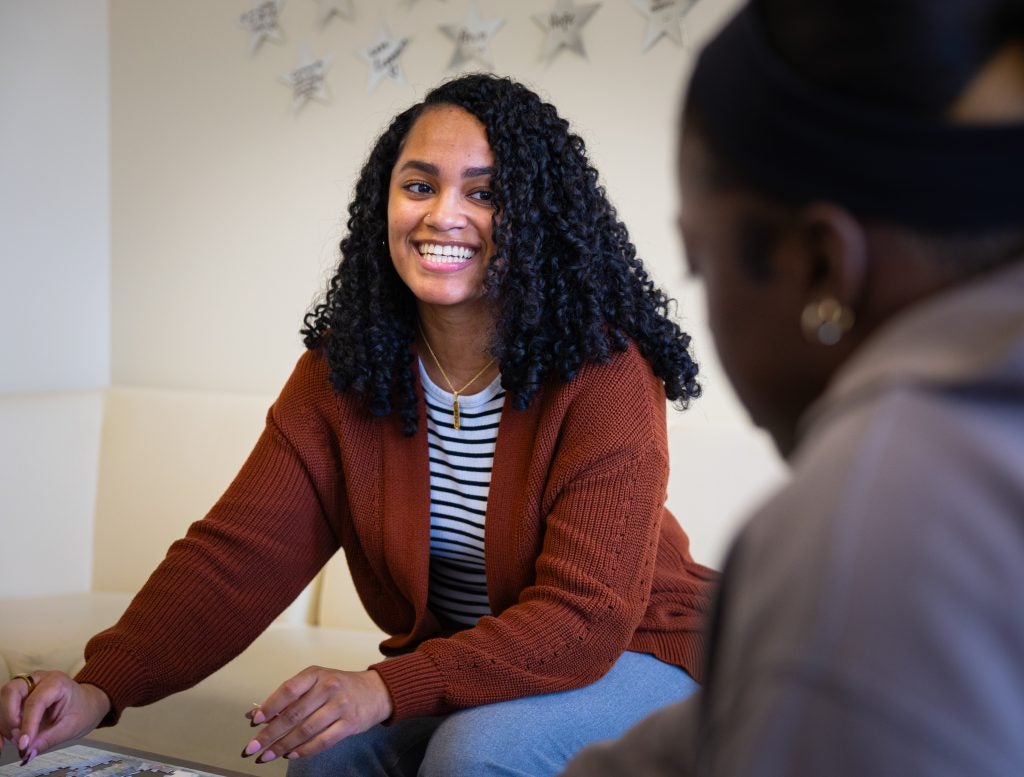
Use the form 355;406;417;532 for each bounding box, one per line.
302;75;703;436
387;107;496;322
0;74;717;777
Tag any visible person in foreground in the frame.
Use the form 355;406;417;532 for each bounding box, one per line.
561;0;1024;774
0;74;718;776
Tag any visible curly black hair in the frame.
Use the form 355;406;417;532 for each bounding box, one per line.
303;73;700;435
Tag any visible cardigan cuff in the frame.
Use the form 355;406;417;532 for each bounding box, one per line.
370;649;446;721
73;647;154;727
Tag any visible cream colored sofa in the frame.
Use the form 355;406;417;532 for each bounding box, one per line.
0;387;387;777
0;385;784;776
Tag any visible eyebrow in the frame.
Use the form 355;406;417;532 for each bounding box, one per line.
399;160;495;178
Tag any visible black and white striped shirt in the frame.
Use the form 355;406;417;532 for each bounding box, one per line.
419;359;505;629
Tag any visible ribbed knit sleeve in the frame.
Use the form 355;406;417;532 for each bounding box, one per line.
75;351;346;724
372;345;718;720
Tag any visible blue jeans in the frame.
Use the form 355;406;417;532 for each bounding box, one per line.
286;651;697;777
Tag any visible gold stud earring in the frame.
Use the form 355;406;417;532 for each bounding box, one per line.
800;298;854;346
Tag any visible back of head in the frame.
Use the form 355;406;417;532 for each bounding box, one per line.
757;0;1024;118
684;0;1024;275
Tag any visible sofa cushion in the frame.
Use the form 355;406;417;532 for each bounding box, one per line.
90;387;322;625
0;392;104;599
91;387;270;594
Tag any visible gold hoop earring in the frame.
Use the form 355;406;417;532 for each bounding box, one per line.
801;298;854;346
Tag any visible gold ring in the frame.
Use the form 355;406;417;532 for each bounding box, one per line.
12;673;37;694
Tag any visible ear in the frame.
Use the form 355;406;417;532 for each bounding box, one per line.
778;202;869;310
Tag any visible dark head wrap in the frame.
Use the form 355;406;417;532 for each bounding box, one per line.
686;3;1024;232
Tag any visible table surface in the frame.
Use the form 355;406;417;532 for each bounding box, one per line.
0;739;254;777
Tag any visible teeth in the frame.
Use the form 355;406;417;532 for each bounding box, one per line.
418;243;475;263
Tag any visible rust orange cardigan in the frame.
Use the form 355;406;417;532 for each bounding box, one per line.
76;343;718;723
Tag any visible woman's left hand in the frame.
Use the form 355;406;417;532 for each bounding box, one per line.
242;667;393;764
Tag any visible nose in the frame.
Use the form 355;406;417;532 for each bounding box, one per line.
424;190;468;231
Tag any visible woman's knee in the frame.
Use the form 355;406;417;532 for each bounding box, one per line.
419;713;491;776
417;653;697;776
418;705;564;777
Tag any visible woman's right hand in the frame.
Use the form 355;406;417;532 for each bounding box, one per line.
0;671;111;764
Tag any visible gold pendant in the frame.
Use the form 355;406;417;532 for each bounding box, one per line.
453;394;461;431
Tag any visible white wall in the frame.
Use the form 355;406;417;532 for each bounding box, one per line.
107;0;747;409
0;0;109;596
0;0;111;394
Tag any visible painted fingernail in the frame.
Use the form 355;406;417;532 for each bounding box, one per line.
18;735;29;751
21;748;37;766
242;740;261;757
251;710;266;725
285;752;300;760
256;751;277;764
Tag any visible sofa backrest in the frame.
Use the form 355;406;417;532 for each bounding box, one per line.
0;391;105;598
91;386;323;625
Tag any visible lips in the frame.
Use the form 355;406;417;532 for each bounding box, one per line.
416;242;477;264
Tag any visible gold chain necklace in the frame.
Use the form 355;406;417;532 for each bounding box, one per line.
418;324;496;431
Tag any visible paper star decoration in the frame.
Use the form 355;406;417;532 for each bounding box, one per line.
439;1;504;70
359;25;411;93
281;46;332;110
313;0;354;27
240;0;285;53
533;0;602;64
631;0;698;51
